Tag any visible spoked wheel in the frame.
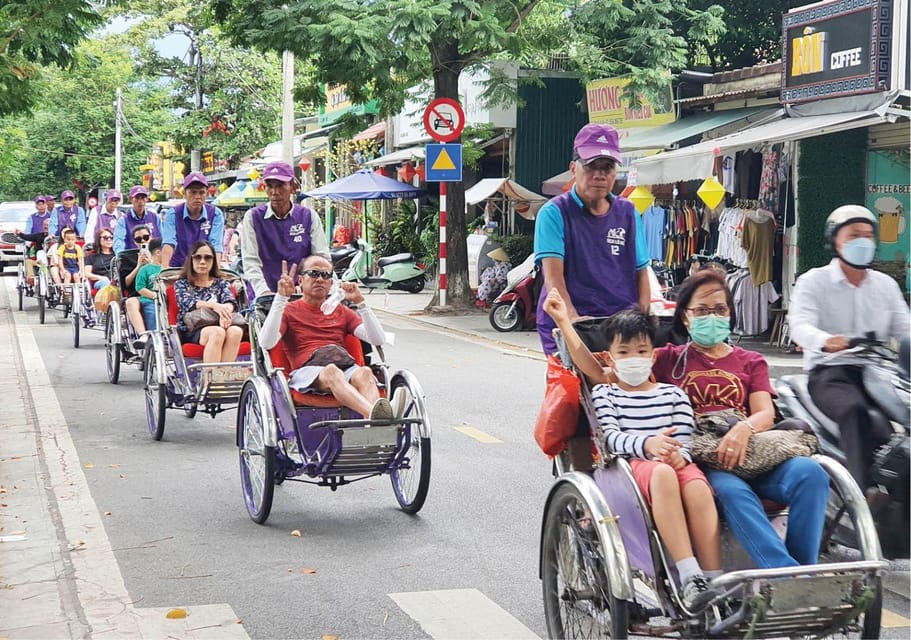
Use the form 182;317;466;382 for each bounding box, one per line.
489;301;522;332
72;302;80;348
389;377;431;514
144;343;167;440
16;266;24;311
38;294;46;324
105;312;121;383
237;383;275;524
542;482;629;639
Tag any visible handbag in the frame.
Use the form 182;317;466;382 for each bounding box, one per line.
184;306;247;331
304;344;356;369
534;354;582;457
690;409;819;479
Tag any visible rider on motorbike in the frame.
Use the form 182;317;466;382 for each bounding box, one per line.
788;205;910;499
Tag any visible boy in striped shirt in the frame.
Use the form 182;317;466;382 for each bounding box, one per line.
543;294;722;610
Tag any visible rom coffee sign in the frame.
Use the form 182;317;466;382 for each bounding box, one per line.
782;0;894;103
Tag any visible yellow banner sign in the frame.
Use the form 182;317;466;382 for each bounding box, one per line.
586;78;675;128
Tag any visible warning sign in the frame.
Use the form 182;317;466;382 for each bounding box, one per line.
425;144;462;182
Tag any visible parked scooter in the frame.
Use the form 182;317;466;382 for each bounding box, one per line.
775;334;910;558
488;254;541;332
340;238;426;293
330;242;358;277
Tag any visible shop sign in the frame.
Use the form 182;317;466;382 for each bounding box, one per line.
318;83;380;126
782;0;893;103
585;77;675;128
866;150;910;266
201;151;215;174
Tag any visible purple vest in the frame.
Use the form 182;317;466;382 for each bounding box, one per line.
123;210;161;250
28;212;50;234
56;205;83;233
536;192;639;354
170;203;217;267
97;211;118;233
248;204;313;292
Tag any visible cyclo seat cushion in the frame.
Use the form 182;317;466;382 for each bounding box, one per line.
165;284;251;358
269;335;366;407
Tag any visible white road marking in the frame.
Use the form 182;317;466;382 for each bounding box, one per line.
882;608;911;628
454;425;504;443
389;588;540;639
3;278;248;639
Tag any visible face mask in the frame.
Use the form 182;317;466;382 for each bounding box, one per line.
839;237;876;268
688;315;731;347
612;356;653;387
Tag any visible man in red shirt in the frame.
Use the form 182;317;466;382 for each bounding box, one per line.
258;256;394;420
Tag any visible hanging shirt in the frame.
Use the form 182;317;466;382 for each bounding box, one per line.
641;205;666;262
741;211;776;285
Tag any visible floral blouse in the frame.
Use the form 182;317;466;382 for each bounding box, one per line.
174;277;236;333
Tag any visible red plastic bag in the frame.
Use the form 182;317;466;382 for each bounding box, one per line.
534;354;581;456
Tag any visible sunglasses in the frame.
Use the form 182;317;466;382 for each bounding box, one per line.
133;234;151;242
192;254;215;262
303;269;333;280
100;234;113;240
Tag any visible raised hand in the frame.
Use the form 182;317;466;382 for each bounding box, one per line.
542;288;569;324
277;260;298;297
340;281;364;304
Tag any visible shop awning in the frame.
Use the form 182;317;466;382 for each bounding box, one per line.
465;178;547;221
352;121;386;142
621;107;773;151
632;110;886;184
364;146;425;167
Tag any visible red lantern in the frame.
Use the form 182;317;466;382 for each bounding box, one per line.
208;185;217;196
398;161;417;182
415;164;426;181
298;156;311;172
374;167;386;177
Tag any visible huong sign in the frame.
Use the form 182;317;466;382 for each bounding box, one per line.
782;0;894;103
586;77;675;128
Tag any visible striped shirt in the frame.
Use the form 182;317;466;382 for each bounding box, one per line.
591;383;695;461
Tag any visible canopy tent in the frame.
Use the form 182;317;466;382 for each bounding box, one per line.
305;169;424;200
213;180;268;208
621;107;773;151
364;146;425;168
632;109;886;185
541;170;573;196
465;177;547;235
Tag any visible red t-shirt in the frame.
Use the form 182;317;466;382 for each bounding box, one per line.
653;343;776;416
280;299;362;370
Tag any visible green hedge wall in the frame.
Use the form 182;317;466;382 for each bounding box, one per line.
796;128;868;274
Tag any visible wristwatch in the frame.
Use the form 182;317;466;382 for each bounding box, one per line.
352;301;367;310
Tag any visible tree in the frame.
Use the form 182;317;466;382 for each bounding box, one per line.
0;0;106;115
211;0;725;309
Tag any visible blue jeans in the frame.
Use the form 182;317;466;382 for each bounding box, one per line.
140;300;157;331
705;457;829;568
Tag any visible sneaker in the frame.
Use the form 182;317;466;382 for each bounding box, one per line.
133;338;147;352
390;387;407;418
369;398;394;421
682;575;718;611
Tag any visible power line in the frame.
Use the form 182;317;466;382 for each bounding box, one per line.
13;145;114;159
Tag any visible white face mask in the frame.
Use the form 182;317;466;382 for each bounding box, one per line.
612;356;653;387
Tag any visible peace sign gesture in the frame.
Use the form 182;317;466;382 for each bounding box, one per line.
277;260;298;297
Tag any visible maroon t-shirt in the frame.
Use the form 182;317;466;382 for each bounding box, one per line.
280;299;361;371
653;343;776;416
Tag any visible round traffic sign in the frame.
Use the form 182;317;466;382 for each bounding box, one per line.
423;98;465;142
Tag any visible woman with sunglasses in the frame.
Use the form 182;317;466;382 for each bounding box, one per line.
173;240;243;364
85;227;117;291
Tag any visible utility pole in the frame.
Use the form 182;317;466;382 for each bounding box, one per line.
281;50;295;164
114;87;122;194
189;33;203;173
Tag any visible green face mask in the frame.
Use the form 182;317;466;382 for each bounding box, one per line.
688;314;731;347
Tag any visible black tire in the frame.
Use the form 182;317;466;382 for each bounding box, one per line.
105;313;121;384
184;401;198;419
542;482;629;639
389;377;431;514
405;276;425;293
144;343;167;441
17;283;23;311
489;301;522;332
862;577;883;639
38;295;46;324
72;309;80;348
238;384;275;524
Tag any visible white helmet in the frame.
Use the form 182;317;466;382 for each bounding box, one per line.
825;204;876;250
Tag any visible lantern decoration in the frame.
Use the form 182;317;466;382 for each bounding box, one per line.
208;185;217;196
415;164;426;181
696;176;726;210
218;182;228;192
298;156;311;172
398;161;417;183
374;167;386;177
247;167;261;181
627;186;655;214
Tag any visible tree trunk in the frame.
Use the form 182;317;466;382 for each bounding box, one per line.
427;39;473;310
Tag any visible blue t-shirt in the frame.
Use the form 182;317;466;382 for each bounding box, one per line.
641;204;666;262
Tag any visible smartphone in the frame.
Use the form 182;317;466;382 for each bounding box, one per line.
140;243;151;259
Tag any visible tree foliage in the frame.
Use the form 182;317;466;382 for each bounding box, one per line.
0;0;106;115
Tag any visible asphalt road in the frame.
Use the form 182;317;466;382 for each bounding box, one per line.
6;274;910;639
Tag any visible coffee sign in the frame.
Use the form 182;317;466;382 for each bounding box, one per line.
782;0;893;103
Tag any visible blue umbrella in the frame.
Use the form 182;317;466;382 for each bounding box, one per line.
304;169;424;200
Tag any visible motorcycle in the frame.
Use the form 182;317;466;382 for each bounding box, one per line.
488;254;541;332
330;242;358;277
775;334;910;559
340;238;426;293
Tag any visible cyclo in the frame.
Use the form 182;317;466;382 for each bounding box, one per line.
234;294;431;524
539;324;886;639
143;267;253;441
104;249;148;383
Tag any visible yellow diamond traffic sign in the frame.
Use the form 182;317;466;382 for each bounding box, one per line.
425;144;462;182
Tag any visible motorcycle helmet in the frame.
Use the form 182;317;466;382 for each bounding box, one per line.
824;204;877;252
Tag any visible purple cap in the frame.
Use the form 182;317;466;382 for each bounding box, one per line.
61;190;76;200
573;123;623;165
105;189;123;201
45;195;55;201
34;194;46;203
183;171;209;188
129;185;149;198
261;161;296;182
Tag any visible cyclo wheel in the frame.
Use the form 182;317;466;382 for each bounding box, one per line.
389;376;431;514
237;383;275;524
105;312;121;384
71;290;80;348
38;294;46;324
542;482;629;639
16;264;24;311
143;343;167;440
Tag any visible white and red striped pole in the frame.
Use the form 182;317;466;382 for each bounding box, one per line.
438;182;447;307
